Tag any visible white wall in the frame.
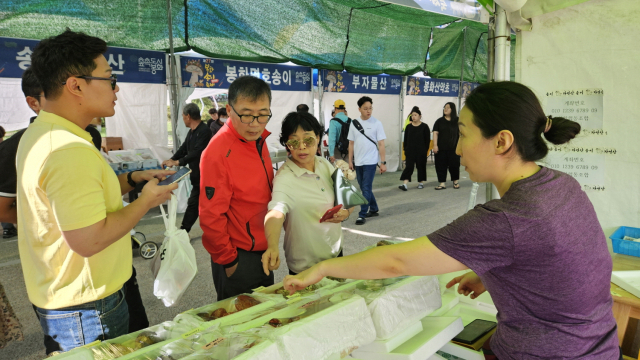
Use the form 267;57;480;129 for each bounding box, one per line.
106;83;171;161
0;78;34;132
517;0;640;236
322;92;402;172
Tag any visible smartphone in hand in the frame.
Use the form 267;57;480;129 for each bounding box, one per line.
158;167;192;185
320;204;343;223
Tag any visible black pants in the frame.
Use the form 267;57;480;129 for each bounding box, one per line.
400;154;427;183
181;176;200;233
434;149;460;183
211;248;274;301
124;266;149;333
34;266;149;354
288;250;344;276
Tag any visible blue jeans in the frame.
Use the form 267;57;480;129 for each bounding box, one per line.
34;287;129;354
355;164;379;218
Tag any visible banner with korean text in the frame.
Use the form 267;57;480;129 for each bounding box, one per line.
0;37;165;84
322;70;402;95
179;56;311;92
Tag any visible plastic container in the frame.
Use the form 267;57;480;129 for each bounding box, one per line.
610;226;640;257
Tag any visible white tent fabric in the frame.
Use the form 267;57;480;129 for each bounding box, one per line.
322;93;401;172
0;77;34;132
106;82;171;161
517;0;639;237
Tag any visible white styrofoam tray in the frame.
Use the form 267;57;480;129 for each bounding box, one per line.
611;270;640;298
351;316;463;360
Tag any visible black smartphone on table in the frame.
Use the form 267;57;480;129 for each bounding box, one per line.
158;167;192;185
452;319;497;345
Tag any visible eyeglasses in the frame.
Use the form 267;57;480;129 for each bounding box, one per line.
62;74;118;90
229;103;272;124
286;136;317;150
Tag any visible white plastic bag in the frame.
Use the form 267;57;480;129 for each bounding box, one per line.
176;171;192;214
153;194;198;307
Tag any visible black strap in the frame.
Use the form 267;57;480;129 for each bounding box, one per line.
330;117;346;125
352;120;378;149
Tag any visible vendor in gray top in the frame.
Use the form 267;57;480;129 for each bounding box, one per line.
285;82;619;360
162;103;212;233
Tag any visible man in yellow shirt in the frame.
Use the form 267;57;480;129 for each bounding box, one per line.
17;29;177;354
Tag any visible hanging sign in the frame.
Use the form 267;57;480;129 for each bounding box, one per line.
322;70;402;95
179;56;311;91
0;37;165;84
407;76;460;97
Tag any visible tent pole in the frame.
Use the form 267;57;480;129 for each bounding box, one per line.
457;27;467;110
399;76;407;171
318;72;324;129
167;0;180;152
494;4;509;82
485;4;509;202
487;17;495;83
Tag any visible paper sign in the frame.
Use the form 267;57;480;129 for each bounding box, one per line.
545;89;604;130
542;146;606;187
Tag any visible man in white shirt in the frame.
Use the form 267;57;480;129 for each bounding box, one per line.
347;96;386;225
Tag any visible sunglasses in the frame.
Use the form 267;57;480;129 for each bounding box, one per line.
62;74;118;90
286;136;317;150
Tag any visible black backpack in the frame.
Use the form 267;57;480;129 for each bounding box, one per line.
330;117;351;155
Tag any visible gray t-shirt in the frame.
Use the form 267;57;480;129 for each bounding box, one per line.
429;167;618;359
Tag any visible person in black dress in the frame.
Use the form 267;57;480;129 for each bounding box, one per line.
399;106;430;190
433;102;460;190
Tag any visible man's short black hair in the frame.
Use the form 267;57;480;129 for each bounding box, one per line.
296;104;309;113
21;68;43;98
217;108;227;117
279;112;323;151
31;29;108;100
228;76;271;106
208;107;217;115
357;96;373;108
183;103;201;120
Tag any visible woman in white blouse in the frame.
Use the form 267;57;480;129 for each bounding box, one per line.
262;112;355;276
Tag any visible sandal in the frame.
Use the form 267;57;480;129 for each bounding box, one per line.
434;185;446;190
453;183;460;189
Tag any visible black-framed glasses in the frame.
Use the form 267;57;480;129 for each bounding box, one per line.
229;103;272;124
286;136;317;150
62;74;118;90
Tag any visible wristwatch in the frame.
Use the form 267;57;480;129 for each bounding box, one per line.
127;171;139;188
381;161;387;165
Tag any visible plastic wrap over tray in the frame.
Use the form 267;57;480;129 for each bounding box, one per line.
254;292;376;360
180;330;281;360
355;275;442;340
89;317;203;360
125;324;226;360
174;293;285;327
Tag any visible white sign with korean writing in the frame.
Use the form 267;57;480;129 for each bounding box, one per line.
543;146;606;187
545;89;603;130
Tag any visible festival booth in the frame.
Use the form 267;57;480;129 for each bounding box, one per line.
320;70;404;172
0;37;170;161
174;56;313;164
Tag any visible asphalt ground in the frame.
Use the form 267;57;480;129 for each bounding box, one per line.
0;163;483;359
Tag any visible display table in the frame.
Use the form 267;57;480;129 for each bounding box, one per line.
611;254;640;359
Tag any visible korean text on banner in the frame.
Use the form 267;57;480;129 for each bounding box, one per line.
179;56;312;91
322;70;403;95
406;77;460;97
0;37;165;84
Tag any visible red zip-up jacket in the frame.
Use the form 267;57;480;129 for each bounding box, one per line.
199;120;274;267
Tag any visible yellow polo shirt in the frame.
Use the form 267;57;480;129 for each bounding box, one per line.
16;111;132;309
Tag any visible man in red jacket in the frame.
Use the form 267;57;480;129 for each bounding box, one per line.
200;76;275;300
